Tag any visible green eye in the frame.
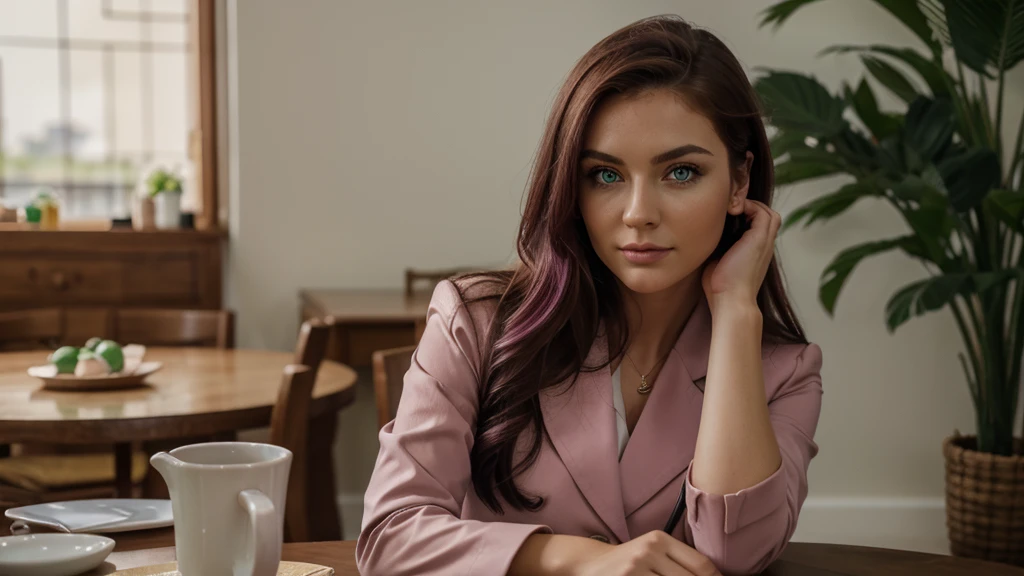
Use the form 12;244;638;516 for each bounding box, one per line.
671;166;695;182
597;169;619;184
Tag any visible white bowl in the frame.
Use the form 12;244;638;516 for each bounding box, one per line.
0;533;114;576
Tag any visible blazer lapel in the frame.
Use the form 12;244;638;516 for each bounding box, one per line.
619;299;711;517
540;335;631;543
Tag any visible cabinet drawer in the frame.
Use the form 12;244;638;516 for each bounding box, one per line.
121;255;198;304
0;257;124;304
0;254;200;307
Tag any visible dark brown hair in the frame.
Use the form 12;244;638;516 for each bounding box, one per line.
457;14;806;514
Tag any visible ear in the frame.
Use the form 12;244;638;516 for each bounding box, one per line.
727;151;754;216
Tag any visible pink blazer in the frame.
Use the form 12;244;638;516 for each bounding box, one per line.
357;281;823;575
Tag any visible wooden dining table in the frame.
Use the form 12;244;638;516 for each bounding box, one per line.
83;533;1024;575
0;347;358;540
300;288;431;368
5;513;1024;575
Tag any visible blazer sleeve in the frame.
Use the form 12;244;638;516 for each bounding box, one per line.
356;280;552;576
683;343;823;575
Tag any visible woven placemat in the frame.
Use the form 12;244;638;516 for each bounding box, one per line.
111;561;334;575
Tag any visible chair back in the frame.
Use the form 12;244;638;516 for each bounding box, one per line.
371;345;416;429
293;318;332;381
0;308;63;350
113;309;234;348
269;364;316;543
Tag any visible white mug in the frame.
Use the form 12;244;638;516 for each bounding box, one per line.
151;442;292;576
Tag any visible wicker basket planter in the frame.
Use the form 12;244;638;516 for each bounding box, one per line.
944;435;1024;565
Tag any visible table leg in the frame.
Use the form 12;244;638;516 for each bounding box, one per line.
114;443;133;498
307;410;342;541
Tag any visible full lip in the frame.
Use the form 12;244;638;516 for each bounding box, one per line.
620;242;671;252
619;243;672;264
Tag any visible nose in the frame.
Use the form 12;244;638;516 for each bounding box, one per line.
622;179;660;229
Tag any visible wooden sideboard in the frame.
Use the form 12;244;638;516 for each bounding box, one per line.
0;229;225;343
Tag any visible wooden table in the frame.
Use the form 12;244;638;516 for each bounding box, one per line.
300;289;431;368
0;347;358;540
87;539;1024;575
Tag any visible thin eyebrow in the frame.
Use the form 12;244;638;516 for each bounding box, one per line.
580;144;714;166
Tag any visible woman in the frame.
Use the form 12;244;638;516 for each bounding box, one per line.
357;15;822;576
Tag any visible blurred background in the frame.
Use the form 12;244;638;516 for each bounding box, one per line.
1;0;1022;560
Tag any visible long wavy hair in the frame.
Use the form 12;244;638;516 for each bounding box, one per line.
456;15;807;514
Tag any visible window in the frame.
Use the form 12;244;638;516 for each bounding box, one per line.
0;0;216;227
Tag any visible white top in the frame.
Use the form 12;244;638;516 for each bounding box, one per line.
611;365;630;460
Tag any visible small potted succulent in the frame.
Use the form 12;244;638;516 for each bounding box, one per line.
147;168;184;229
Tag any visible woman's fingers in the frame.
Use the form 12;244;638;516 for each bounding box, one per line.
650;553;696;576
744;199;781;254
664;536;721;576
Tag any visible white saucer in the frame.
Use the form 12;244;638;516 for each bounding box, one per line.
5;499;173;534
0;533;114;576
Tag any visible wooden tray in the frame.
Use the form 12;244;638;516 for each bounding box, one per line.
27;362;163;391
111;561;334;575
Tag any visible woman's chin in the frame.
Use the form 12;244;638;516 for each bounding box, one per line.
615;270;687;295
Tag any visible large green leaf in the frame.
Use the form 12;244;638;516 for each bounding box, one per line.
872;0;939;50
903;97;955;164
774;160;842;186
888;175;954;265
877;133;908;174
774;146;848;185
819;236;920;314
902;205;954;264
885;274;970;331
754;71;847;137
823;45;951;97
835;127;883;169
784;181;880;231
919;0;949;45
768;131;813;160
861;55;921;104
759;0;825;29
942;0;1024;76
885;271;1019;331
966;94;995;150
846;79;902;140
762;0;936;50
938;148;1002;211
984;189;1024;232
892;173;951;207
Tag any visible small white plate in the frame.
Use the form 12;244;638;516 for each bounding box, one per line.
0;533;114;576
5;499;173;534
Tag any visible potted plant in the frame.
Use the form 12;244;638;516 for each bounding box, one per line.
147;168;183;229
756;0;1023;564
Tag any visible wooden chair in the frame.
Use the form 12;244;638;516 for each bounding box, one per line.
0;309;237;507
269;364;316;543
0;308;63;351
372;345;416;430
404;267;478;298
293;317;332;379
291;317;344;541
0;308;147;505
0;308;63;458
113;308;234;349
112;308;233;498
0;453;149;508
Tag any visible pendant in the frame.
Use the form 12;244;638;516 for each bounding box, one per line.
637;374;652;395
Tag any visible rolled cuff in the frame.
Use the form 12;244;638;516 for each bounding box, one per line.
685;462;787;535
474;521;553;575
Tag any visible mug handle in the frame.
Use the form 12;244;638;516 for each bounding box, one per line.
237;489;281;576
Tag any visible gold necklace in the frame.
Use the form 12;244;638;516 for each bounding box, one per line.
624;347;674;395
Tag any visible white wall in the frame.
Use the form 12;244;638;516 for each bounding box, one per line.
224;0;1024;552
